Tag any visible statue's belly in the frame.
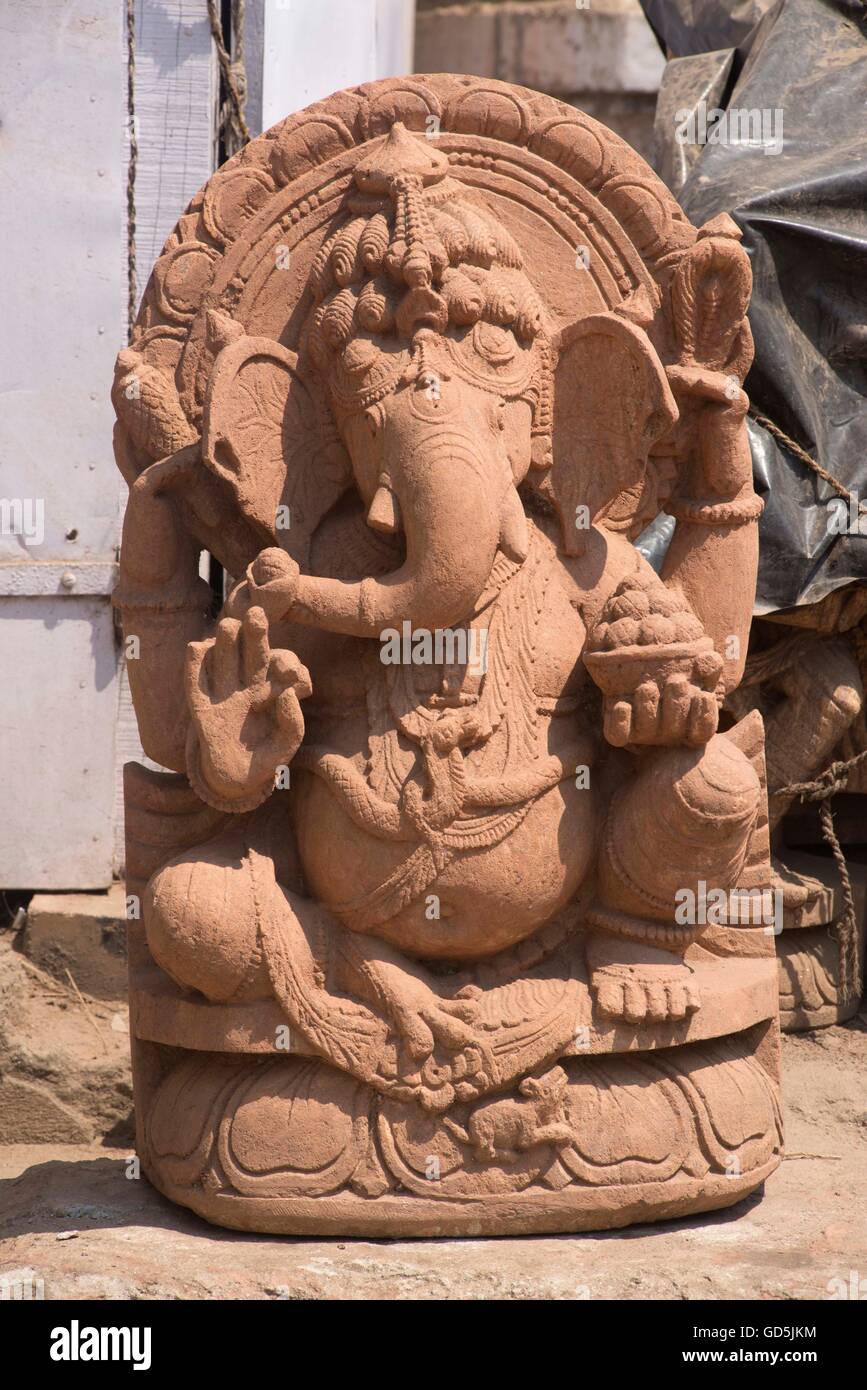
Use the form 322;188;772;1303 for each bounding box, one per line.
292;769;595;959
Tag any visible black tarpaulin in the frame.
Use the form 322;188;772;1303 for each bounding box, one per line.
644;0;867;614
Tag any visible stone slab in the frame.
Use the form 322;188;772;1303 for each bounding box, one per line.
24;885;128;1000
130;954;779;1056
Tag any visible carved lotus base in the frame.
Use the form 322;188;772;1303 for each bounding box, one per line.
136;1024;782;1237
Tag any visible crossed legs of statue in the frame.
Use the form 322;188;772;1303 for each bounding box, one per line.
143;809;480;1070
144;731;761;1037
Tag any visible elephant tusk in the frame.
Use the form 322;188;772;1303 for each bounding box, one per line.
499;484;529;562
367;482;402;535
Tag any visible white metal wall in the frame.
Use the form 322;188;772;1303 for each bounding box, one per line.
1;0;414;890
257;0;415;132
0;0;125;888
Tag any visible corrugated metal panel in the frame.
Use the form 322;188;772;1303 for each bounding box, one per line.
131;0;218;303
112;2;218;875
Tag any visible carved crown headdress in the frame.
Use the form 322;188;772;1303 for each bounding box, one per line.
305;122;550;433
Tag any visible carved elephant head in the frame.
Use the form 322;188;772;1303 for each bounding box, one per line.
200;123;677;638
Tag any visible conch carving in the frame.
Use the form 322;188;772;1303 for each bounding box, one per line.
114;77;781;1236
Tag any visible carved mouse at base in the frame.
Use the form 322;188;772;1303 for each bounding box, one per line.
444;1065;574;1163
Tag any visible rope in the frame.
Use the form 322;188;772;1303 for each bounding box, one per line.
125;0;137;341
206;0;250;155
773;747;867;1003
749;406;867;518
746;407;866;1001
775;749;867;805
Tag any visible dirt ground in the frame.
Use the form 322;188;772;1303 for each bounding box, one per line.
1;1020;865;1301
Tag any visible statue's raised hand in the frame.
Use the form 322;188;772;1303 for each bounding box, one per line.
185;606;311;812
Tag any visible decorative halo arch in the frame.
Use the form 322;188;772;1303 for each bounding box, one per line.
118;73;702;482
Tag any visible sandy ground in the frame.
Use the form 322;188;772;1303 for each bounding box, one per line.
1;1020;865;1301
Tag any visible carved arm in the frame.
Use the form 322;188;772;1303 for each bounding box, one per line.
660;225;762;694
662;366;761;693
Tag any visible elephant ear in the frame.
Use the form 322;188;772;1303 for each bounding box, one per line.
202;330;350;568
540;313;677;556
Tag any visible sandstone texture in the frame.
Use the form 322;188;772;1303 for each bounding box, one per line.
110;74;779;1237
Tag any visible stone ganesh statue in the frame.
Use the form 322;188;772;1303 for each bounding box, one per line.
113;78;782;1235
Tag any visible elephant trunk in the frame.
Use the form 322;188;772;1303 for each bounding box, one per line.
291;433;506;638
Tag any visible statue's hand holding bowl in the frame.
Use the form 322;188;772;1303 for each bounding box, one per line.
585;638;722;748
585;580;723;749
